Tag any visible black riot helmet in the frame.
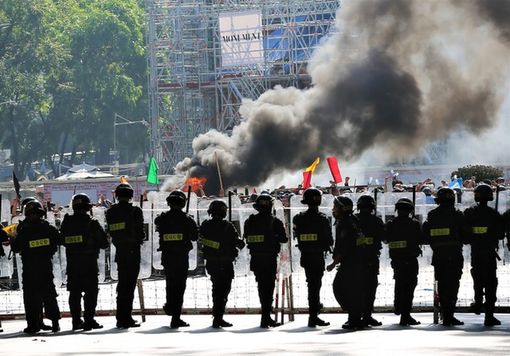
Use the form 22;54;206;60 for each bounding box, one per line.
24;200;45;217
301;188;322;206
474;184;493;202
253;193;274;212
434;187;455;205
357;195;376;210
20;197;37;215
207;200;228;218
334;196;353;209
72;193;93;211
395;198;414;211
115;183;134;199
166;190;186;208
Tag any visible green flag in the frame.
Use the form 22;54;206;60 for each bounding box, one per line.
147;157;159;184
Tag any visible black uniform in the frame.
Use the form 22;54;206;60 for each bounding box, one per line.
332;213;366;326
355;212;385;321
105;201;145;326
200;218;243;323
385;216;423;318
243;213;288;323
422;205;467;323
154;209;198;321
12;217;61;332
464;204;504;315
293;210;333;319
60;213;109;327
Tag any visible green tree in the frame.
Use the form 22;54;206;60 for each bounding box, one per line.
452;164;503;183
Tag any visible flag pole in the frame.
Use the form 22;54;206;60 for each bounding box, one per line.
214;152;224;196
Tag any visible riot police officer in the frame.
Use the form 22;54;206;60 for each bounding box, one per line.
464;184;504;326
60;193;109;331
385;198;423;326
293;188;333;327
154;190;198;328
12;201;61;334
355;195;385;327
422;187;468;326
327;196;365;330
243;193;288;328
105;183;145;328
200;200;245;328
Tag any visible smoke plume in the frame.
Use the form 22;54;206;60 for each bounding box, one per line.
175;0;510;192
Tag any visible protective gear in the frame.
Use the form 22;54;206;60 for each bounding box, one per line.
71;193;93;211
115;183;134;199
395;198;414;211
105;200;145;327
434;187;455;205
207;200;228;218
200;218;243;328
166;190;186;208
421;187;432;196
334;196;353;208
21;197;37;213
301;188;322;206
253;193;274;212
357;195;376;210
474;184;494;202
24;201;45;217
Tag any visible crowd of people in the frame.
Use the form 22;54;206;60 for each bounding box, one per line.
1;178;510;335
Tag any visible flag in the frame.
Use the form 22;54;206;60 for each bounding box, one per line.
302;157;320;189
326;156;342;183
448;177;463;189
146;157;159;184
12;171;20;200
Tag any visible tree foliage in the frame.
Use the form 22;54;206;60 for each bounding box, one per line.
0;0;147;179
452;164;504;183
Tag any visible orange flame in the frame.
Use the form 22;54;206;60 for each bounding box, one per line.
183;176;207;193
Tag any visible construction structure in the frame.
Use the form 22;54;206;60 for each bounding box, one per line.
146;0;341;174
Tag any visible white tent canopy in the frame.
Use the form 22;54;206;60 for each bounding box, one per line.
56;163;114;181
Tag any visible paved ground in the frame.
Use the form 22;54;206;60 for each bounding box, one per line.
1;313;510;355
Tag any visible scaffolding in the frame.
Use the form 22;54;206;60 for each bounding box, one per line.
146;0;341;174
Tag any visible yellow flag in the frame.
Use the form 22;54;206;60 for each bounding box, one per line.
304;157;320;173
3;223;18;238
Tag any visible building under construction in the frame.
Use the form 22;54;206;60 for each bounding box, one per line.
146;0;341;174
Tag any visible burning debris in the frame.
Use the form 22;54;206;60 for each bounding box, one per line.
175;0;510;193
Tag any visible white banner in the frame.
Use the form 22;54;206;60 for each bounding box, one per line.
219;10;264;67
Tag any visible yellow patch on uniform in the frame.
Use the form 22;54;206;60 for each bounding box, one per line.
163;233;183;241
430;228;450;237
472;226;488;234
29;238;50;248
202;238;220;249
64;235;83;244
299;234;318;241
356;237;374;246
109;222;126;231
389;241;407;249
247;235;264;243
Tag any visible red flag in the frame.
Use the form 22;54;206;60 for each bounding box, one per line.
302;157;320;189
302;171;312;189
326;156;342;183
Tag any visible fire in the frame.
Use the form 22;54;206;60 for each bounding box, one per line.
183;176;207;194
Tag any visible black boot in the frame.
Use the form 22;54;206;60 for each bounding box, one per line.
260;314;281;328
308;315;330;327
72;318;84;331
443;315;464;326
83;319;104;331
362;316;382;327
51;320;60;333
170;317;189;329
484;314;501;327
399;314;421;326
